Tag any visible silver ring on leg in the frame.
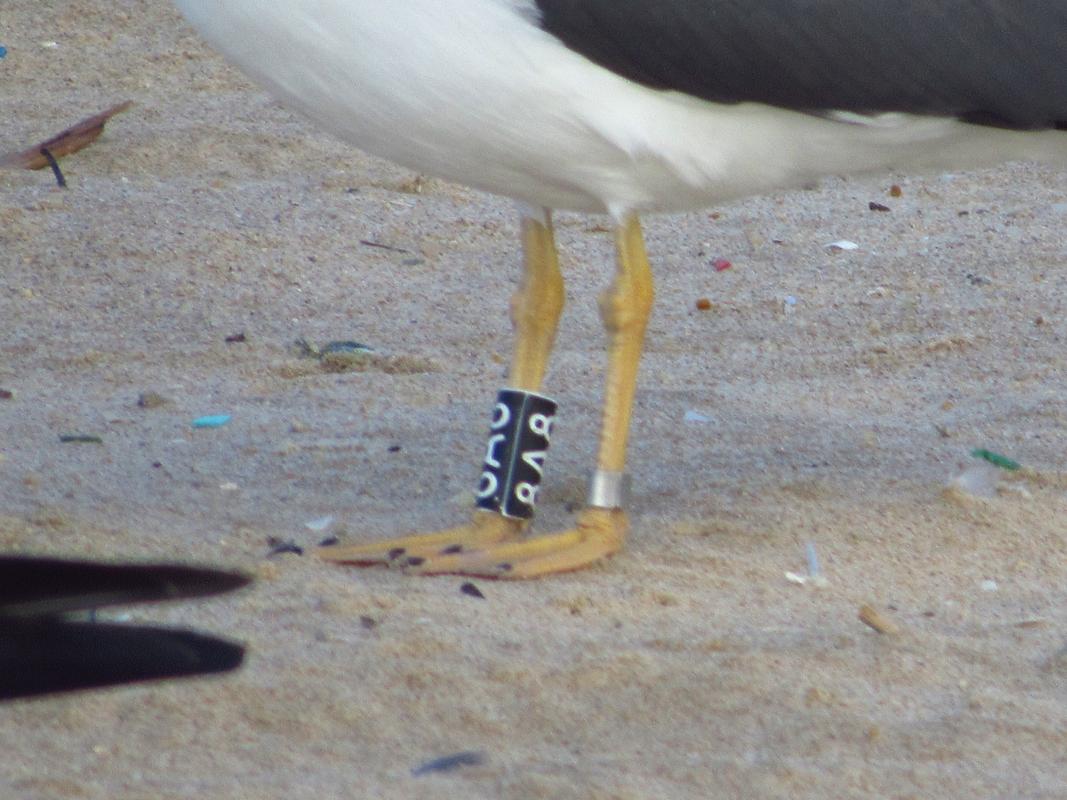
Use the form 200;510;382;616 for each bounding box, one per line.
587;470;631;509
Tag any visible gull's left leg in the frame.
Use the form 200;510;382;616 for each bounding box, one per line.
316;209;564;566
404;214;654;577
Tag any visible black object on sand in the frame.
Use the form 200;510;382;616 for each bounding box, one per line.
0;556;250;700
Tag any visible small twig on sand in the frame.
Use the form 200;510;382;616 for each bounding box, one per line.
359;239;410;254
39;147;66;187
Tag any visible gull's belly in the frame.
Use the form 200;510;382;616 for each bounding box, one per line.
175;0;645;211
176;0;1067;216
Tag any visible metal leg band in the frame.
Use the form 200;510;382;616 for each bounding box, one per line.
587;470;631;510
475;388;558;520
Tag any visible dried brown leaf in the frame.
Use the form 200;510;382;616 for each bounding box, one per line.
1;101;133;169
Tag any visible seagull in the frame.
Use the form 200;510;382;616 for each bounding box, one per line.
173;1;1067;578
0;556;248;700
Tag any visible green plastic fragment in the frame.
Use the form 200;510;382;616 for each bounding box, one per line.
59;434;103;444
970;448;1020;471
321;340;373;355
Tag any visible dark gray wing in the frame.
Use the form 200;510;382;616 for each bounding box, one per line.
0;556;250;617
534;0;1067;128
0;619;245;700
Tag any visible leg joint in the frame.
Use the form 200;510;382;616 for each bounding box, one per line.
598;275;654;333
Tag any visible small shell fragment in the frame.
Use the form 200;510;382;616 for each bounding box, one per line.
858;604;900;635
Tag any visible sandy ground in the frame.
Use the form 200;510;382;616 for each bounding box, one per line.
2;2;1067;798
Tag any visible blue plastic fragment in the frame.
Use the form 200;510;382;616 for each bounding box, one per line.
192;414;231;429
411;751;486;777
805;542;821;578
0;46;7;59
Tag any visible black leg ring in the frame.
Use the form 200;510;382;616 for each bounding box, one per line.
475;388;558;519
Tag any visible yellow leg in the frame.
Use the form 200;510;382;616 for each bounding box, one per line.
402;215;653;578
319;214;653;578
596;215;655;474
317;209;564;567
509;210;566;389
